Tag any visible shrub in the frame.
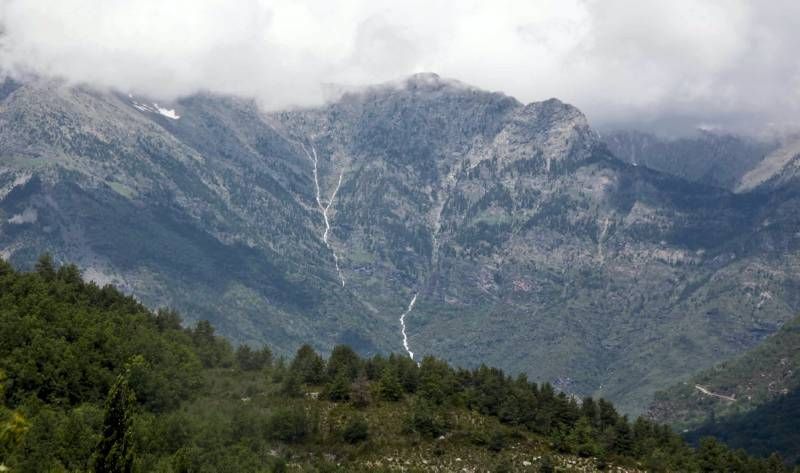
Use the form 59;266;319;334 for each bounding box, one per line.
342;416;369;444
403;401;449;438
267;406;308;443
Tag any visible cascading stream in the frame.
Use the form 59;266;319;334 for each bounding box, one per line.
302;142;346;287
398;164;460;361
299;140;457;361
399;293;418;360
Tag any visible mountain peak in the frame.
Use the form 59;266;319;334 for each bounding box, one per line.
405;71;442;85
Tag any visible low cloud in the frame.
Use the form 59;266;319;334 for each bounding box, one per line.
1;0;799;135
7;207;37;225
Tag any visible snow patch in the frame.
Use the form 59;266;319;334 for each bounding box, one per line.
154;103;180;120
129;96;180;120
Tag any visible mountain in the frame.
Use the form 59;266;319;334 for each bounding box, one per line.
603;129;776;191
0;260;790;472
736;135;800;193
647;314;800;462
0;77;387;355
2;74;799;415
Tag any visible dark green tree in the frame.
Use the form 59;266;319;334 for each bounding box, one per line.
418;356;454;405
93;359;139;473
280;370;304;398
697;437;728;473
0;369;30;455
342;416;369;444
766;453;785;473
325;345;361;381
289;344;325;384
612;417;634;456
403;400;448;438
324;371;351;401
35;253;56;281
235;345;272;371
378;366;403;402
267;406;309;443
566;417;600;458
154;308;183;332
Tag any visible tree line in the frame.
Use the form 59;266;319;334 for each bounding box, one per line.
0;255;796;472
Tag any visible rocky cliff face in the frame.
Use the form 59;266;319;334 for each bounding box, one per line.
1;74;798;413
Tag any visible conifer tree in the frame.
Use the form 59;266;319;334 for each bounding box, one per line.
94;358;140;473
35;253;56;281
290;344;325;384
0;370;29;455
325;345;360;381
378;366;403;402
324;371;351;401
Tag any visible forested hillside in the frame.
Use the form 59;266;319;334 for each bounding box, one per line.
0;257;796;472
648;314;800;463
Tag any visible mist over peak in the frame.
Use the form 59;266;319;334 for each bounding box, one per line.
2;0;800;136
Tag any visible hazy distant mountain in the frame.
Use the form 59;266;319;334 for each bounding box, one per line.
2;74;799;414
603;129;776;191
736;135;800;193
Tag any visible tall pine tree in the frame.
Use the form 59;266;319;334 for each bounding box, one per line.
94;358;139;473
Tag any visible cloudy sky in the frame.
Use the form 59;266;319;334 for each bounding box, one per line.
1;0;799;134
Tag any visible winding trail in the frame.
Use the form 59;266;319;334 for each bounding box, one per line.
694;384;736;402
399;293;418;360
302;142;346;287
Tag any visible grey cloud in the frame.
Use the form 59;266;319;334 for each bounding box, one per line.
1;0;799;135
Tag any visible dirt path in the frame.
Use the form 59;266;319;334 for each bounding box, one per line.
694;384;736;402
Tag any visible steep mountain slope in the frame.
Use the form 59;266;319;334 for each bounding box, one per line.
0;78;387;355
647;314;800;462
273;74;800;413
603;129;776;191
736;135;800;193
1;74;799;414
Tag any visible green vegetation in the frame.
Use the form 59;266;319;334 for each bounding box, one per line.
649;314;800;463
0;256;796;472
686;387;800;465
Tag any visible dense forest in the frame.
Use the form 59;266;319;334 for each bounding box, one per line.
0;256;797;472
